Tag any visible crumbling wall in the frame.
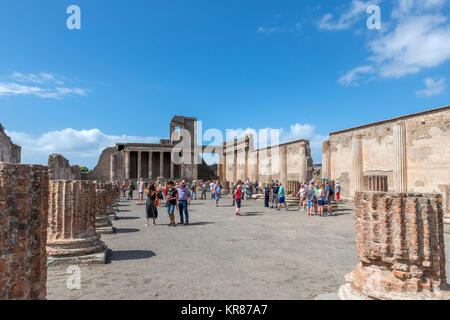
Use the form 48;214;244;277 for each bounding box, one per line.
47;154;81;180
0;124;21;163
0;163;48;300
86;147;116;182
340;191;448;300
329;107;450;198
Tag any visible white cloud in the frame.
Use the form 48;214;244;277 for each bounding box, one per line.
0;72;86;99
317;0;381;31
6;128;161;169
340;1;450;85
257;26;285;34
416;77;446;97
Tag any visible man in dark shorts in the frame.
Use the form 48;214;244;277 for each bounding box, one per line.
166;181;178;227
271;181;279;208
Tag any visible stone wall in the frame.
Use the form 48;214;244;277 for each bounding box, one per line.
0;163;48;300
325;106;450;199
48;154;81;180
340;191;448;300
0;123;21;163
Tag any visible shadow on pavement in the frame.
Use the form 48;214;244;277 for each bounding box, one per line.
117;216;140;220
115;228;141;233
110;250;156;262
184;222;215;226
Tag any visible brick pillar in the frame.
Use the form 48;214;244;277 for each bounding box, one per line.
47;180;107;265
105;183;117;221
393;122;407;192
339;191;449;300
95;184;114;234
351;135;363;196
0;163;48;300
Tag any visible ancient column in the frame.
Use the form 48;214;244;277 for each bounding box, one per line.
105;183;117;220
159;151;164;178
137;151;142;179
322;140;331;180
351;135;363;195
339;191;448;300
280;145;288;186
0;163;48;300
219;150;225;182
298;144;306;183
233;150;237;183
95;185;114;234
124;151;130;180
393;122;407;192
148;151;153;179
47;180;107;265
110;153;116;181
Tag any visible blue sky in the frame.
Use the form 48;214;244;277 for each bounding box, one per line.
1;0;449;168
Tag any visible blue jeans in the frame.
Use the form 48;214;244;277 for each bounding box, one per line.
178;200;189;223
167;203;175;215
191;191;196;200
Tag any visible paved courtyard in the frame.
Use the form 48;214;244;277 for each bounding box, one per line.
47;194;450;300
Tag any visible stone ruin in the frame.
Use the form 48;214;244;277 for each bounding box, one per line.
48;154;81;180
47;180;107;266
339;191;449;300
0;123;21;163
0;163;48;300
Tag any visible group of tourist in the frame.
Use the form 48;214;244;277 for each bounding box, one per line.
114;176;342;225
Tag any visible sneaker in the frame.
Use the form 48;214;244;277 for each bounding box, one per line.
236;213;242;216
184;222;189;225
172;222;176;227
178;222;184;225
168;223;172;226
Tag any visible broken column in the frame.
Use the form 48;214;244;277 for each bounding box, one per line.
322;140;331;181
47;180;107;266
339;191;449;300
0;163;48;300
105;183;117;220
95;184;114;234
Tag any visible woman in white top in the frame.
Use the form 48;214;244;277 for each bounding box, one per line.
138;178;144;203
296;184;306;210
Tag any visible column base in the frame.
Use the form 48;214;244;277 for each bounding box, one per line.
47;247;108;266
96;226;115;234
444;218;450;234
338;283;371;300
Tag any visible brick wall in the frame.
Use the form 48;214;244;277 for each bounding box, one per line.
341;191;448;300
0;163;48;300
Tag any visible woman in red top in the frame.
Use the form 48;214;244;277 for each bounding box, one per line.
234;185;243;216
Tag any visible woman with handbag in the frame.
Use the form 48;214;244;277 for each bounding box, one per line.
145;183;159;227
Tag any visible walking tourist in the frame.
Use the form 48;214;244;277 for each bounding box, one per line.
128;181;135;200
306;185;315;216
214;180;222;207
121;181;127;200
210;181;215;199
144;184;158;227
234;185;243;216
177;181;190;225
201;182;207;199
297;183;306;210
271;181;279;208
166;181;178;227
277;182;288;211
264;184;271;208
325;181;334;216
335;180;341;203
190;180;197;201
317;184;325;217
138;178;144;203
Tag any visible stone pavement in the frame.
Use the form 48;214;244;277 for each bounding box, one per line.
46;195;450;300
